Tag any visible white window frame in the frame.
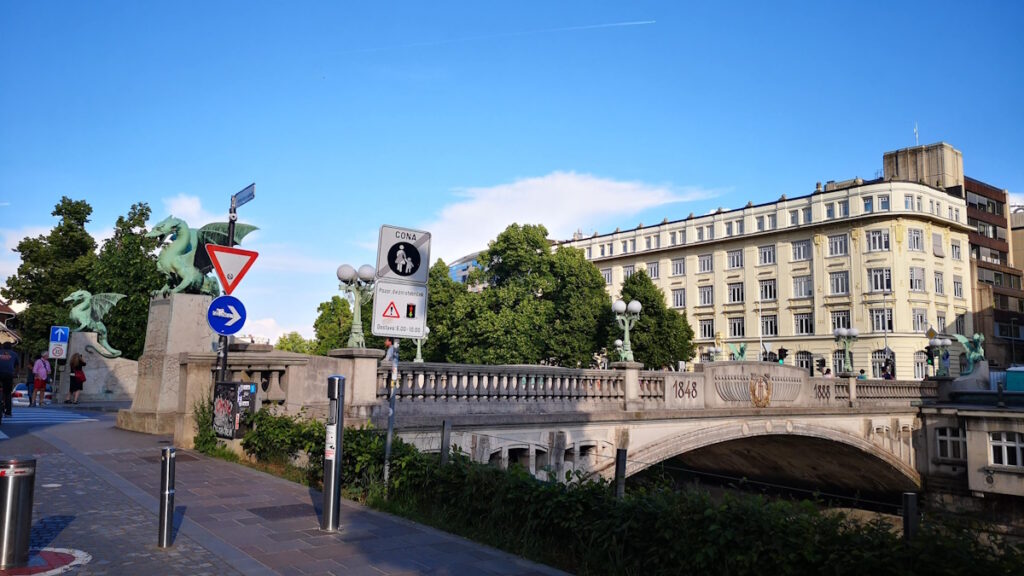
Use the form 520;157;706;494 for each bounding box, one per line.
794;313;814;335
729;317;745;338
831;310;851;331
866;230;890;252
791;240;811;262
698;254;713;273
871;308;893;332
793;275;813;298
828;234;848;257
936;427;966;461
623;265;635;279
934;271;944;295
727;282;745;304
909;267;925;292
671;258;686;277
759;279;777;301
869;268;892;292
727;249;744;269
759;245;776;265
699;319;714;339
672;289;685;309
990;432;1024;468
953;276;964;298
912;308;928;332
601;268;612;285
761;314;778;337
699;285;714;306
908;228;924;251
829;271;849;295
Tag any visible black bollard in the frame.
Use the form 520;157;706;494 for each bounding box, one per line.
440;420;452;466
614;448;627;499
158;447;175;548
321;375;345;532
902;492;919;542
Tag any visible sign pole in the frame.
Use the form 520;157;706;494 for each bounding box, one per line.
217;190;244;383
383;341;398;497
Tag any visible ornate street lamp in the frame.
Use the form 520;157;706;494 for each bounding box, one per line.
708;346;723;362
613;299;642;363
337;264;376;348
929;337;953;377
833;327;860;375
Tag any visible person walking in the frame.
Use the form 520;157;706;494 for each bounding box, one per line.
67;352;86;404
0;342;18;416
32;352;50;407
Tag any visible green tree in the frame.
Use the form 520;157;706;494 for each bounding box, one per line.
312;296;352;355
610;270;695;369
275;331;315;354
3;197;97;357
548;246;613;367
422;259;470;362
88;202;163;360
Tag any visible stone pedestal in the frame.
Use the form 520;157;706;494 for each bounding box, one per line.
327;348;386;417
57;332;138;402
611;361;644;411
939;360;991;401
117;294;215;434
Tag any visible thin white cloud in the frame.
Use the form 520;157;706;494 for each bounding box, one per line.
161;194;220;225
0;225;49;284
423;171;716;262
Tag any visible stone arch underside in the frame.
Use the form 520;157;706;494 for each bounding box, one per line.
606;421;919;494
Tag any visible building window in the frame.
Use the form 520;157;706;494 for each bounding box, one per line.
585;247;592;259
913;308;928;332
725;221;733;237
955;314;966;334
904;195;913;210
759;245;776;265
833;349;850;374
916;196;922;211
727;250;744;269
909;267;925;292
601;268;612;285
761;315;778;337
932;233;945;257
826;203;835;220
759;279;777;301
803;207;812;223
937;313;946;332
600;245;606;257
936;427;966;461
647;262;660;279
934;271;944;295
729;317;745;337
672;289;685;309
621;240;628;253
831;310;851;331
767;214;777;229
879;195;889;211
829;271;850;295
670;231;677;245
828;234;848;257
699;319;715;339
756;216;765;231
953;276;964;298
908;228;924;251
791;240;811;262
671;258;685;277
869;268;892;292
705;225;714;240
728;282;745;304
863;197;873;213
623;265;635;279
838;200;849;217
697;226;704;241
871;350;889;378
866;230;890;252
951;240;962;261
699;286;714;306
698;254;713;273
954;208;961;221
948;206;954;220
871;308;893;332
790;210;799;226
990;432;1024;467
797;351;813;374
793;275;813;298
914;352;928;379
794;313;814;335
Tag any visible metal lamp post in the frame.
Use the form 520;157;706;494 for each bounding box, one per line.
930;337;952;377
833;327;859;375
708;346;723;362
612;299;642;363
414;327;430;363
337;264;376;348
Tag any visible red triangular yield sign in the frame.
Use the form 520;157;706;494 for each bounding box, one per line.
382;301;400;319
206;245;259;295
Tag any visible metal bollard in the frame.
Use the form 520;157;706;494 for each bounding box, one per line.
902;492;919;542
614;448;627;499
0;457;36;569
158;447;175;548
321;375;345;532
439;420;452;466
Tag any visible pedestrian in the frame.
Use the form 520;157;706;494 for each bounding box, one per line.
0;342;18;416
384;338;396;362
857;369;867;380
32;352;50;407
823;368;834;378
883;369;895;380
67;352;86;404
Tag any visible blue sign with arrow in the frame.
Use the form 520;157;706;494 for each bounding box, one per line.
50;326;70;343
207;295;247;336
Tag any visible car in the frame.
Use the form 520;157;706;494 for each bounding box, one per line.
10;383;53;406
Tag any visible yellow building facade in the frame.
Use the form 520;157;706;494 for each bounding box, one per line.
563;179;974;379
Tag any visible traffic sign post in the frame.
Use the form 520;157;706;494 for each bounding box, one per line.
206;245;258;295
372;281;427;339
375;225;431;285
48;326;70;360
208;295;247;336
213;185;256;382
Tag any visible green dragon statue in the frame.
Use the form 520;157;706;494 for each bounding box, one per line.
64;290;125;358
954;332;986;375
146;216;258;297
727;342;747;361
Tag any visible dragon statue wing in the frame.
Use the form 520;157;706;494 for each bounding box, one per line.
953;333;973;352
90;293;126;323
193;223;259;274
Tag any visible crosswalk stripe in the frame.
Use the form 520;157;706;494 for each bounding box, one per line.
0;430;7;440
1;408;97;425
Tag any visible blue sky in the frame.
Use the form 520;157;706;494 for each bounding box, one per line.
2;1;1022;341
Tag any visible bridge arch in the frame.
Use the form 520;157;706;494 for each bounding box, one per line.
605;421;919;493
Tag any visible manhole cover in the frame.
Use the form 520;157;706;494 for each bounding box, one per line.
248;503;316;520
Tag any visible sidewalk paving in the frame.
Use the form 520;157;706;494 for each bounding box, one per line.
4;416;569;576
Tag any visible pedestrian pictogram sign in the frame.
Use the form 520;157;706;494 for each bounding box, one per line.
376;225;431;285
372;280;427;338
206;245;259;295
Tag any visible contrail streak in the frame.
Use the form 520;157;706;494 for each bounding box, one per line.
343;20;657;55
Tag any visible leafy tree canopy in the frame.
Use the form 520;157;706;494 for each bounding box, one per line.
312;296;352;355
610;270;695;369
275;331;315;355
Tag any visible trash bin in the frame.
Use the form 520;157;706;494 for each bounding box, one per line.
0;457;35;569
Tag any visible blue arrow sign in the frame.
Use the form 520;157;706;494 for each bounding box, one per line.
207;295;246;336
50;326;70;343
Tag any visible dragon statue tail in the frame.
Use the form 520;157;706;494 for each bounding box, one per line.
86;337;122;359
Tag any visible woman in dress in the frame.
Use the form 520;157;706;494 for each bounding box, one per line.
68;352;86;404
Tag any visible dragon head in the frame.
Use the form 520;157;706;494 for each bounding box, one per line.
146;215;187;241
63;290;91;304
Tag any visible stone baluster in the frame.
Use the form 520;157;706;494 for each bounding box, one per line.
498;373;508;401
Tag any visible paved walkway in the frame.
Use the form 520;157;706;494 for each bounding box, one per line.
2;416;568;576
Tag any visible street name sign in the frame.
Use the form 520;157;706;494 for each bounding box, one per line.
372;280;427;338
206;245;259;295
49;325;70;360
376;225;431;285
207;295;247;336
232;183;255;209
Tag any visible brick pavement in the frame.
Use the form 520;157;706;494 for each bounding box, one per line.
6;416;569;576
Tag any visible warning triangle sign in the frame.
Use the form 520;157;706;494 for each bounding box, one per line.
382;301;401;319
206;245;259;295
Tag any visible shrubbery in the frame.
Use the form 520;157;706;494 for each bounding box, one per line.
197;407;1024;575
